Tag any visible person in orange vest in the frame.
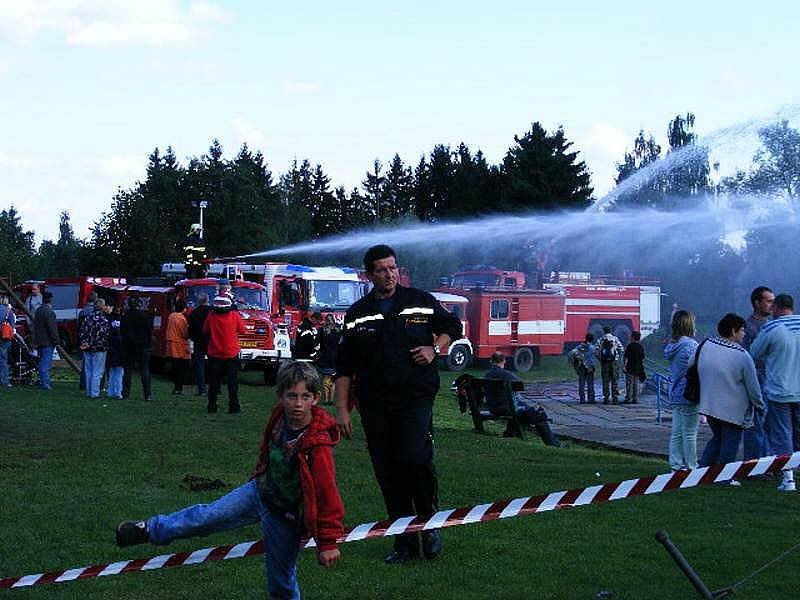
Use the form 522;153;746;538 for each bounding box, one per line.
165;299;191;395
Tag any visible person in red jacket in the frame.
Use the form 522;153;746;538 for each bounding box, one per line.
202;295;245;413
115;361;345;598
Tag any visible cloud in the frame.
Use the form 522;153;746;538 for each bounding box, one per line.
578;121;630;196
0;0;229;47
231;117;268;150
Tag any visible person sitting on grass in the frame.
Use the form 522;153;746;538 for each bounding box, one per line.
485;352;563;447
115;361;345;598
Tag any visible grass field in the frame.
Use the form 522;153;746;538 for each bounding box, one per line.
2;356;798;599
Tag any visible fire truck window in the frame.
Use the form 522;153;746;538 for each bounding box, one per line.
504;277;516;287
444;304;462;319
47;284;80;310
490;299;509;320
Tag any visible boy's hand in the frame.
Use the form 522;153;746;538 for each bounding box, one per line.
318;548;340;567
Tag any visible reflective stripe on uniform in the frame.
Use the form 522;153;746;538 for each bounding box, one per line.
345;314;384;330
398;307;434;316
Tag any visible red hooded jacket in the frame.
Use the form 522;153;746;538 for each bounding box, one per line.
203;309;245;359
252;404;345;554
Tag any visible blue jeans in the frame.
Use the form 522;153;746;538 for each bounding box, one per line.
669;404;699;470
699;416;743;467
147;480;301;599
84;351;107;398
106;366;123;398
0;340;10;385
577;369;595;403
765;400;800;456
743;404;768;459
37;346;54;389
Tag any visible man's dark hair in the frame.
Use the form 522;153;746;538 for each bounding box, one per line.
585;333;595;343
775;293;794;311
43;291;53;303
602;325;612;334
175;299;186;312
750;286;773;309
127;296;140;309
87;291;98;303
276;360;321;397
717;313;746;337
631;331;641;341
363;244;397;273
490;351;506;365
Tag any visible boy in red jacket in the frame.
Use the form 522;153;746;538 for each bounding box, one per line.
115;361;345;598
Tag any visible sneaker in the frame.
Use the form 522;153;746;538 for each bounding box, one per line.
778;479;796;492
116;520;149;547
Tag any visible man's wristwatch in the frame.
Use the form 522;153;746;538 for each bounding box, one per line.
432;343;441;356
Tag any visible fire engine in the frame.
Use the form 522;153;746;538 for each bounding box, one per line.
433;287;566;372
95;277;290;384
437;267;661;371
162;262;365;338
14;276;126;351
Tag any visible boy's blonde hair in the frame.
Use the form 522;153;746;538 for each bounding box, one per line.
276;361;321;397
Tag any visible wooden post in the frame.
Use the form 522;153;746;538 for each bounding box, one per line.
0;277;81;373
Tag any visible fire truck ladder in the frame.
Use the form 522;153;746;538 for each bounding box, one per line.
510;297;520;343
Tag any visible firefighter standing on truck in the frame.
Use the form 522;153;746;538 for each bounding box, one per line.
335;244;462;564
184;223;207;279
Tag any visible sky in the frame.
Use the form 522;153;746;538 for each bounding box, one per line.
2;0;799;243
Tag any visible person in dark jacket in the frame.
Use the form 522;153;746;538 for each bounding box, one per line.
105;304;125;399
33;291;59;390
79;298;111;399
317;314;341;405
484;352;563;446
294;312;320;361
336;244;462;564
121;296;154;401
623;331;646;404
77;290;98;391
187;292;211;395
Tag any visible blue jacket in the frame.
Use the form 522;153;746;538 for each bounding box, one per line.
664;336;699;406
750;315;800;403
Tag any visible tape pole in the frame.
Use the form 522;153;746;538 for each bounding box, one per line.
3;452;798;590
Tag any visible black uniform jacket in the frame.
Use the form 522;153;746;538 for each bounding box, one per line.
336;285;462;402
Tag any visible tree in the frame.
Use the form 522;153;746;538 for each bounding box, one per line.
361;160;386;223
500;123;593;211
0;206;36;283
38;211;83;276
382;154;414;221
615;130;662;185
751;120;800;198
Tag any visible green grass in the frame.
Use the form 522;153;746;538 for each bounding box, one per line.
2;360;797;599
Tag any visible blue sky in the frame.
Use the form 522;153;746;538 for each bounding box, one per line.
2;0;799;242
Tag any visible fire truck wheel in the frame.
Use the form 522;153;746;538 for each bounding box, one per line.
512;347;535;372
446;345;472;371
263;367;278;386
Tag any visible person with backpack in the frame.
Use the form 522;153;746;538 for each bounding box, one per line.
596;326;624;404
567;333;596;403
0;295;17;387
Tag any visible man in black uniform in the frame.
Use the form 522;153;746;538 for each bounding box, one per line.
183;223;207;279
335;244;461;563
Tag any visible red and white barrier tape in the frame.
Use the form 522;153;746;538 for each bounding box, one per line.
3;452;798;590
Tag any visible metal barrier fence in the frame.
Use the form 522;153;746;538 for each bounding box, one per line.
644;357;671;424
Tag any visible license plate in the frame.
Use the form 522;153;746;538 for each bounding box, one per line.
239;341;258;348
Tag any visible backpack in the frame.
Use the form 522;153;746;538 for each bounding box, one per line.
0;308;13;342
600;338;615;363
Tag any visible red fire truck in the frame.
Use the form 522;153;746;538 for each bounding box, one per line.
437;267;661;371
433;287;566;372
95;278;290;384
14;276;127;351
162;262;366;338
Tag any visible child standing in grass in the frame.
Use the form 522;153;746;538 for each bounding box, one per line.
115;361;344;598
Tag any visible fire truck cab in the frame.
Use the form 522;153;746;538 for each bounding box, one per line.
431;291;474;371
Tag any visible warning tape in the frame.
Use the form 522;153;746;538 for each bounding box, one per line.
2;452;798;589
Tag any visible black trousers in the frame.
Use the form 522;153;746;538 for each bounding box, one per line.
122;347;151;399
171;358;190;392
359;394;439;554
207;356;239;410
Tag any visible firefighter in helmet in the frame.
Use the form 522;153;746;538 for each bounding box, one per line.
184;223;207;279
